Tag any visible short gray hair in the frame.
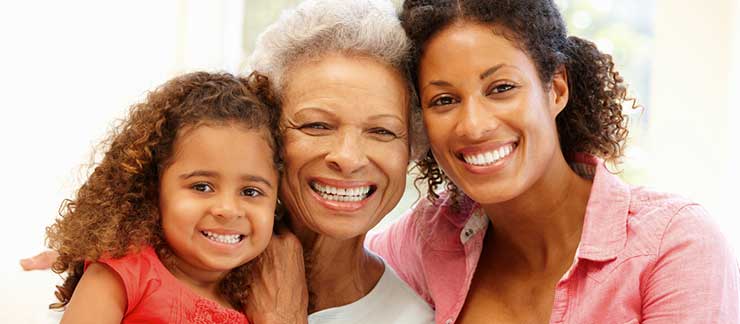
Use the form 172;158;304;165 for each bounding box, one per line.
247;0;427;161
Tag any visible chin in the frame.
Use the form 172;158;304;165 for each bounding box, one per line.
457;182;519;206
313;218;376;241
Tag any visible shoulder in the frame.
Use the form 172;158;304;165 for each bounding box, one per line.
79;262;128;297
60;263;127;323
625;188;740;319
627;187;716;246
371;265;435;322
95;246;165;314
626;187;736;271
97;246;162;283
379;264;434;309
307;263;434;324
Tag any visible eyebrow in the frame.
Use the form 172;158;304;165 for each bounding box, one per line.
423;64;507;90
479;64;506;80
367;114;405;124
294;108;404;125
179;170;274;189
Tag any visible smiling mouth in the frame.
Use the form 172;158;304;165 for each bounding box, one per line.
459;142;518;166
309;181;377;202
201;231;244;245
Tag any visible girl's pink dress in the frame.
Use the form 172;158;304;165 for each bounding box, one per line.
89;246;249;324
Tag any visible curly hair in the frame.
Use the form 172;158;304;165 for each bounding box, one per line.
45;71;281;311
401;0;636;204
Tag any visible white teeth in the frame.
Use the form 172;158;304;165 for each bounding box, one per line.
462;143;516;166
311;182;372;202
202;231;242;244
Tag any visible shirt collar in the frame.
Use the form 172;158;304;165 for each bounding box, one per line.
443;153;631;258
573;153;631;262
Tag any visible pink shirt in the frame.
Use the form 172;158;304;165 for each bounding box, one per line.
368;156;739;323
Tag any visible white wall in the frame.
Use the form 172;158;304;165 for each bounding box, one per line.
648;0;740;252
0;0;244;322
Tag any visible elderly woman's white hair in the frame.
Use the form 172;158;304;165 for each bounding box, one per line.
248;0;427;161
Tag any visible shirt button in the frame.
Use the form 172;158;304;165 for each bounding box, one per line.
445;319;453;324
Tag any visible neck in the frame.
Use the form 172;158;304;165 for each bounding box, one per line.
289;220;384;314
481;154;592;273
166;254;231;308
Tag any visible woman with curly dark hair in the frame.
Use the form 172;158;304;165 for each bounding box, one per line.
46;71;282;323
366;0;740;323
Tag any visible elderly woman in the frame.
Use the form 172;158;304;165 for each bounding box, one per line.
243;0;433;323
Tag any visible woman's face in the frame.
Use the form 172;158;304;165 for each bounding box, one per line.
279;53;410;240
418;21;569;205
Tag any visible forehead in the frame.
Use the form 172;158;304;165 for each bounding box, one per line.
420;21;535;79
170;124;275;171
281;53;409;120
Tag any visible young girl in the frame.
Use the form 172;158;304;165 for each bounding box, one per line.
45;71;282;323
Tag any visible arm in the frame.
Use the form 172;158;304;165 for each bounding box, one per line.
60;263;127;324
19;250;58;271
245;225;308;324
642;204;740;323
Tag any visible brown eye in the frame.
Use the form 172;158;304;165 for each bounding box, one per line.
241;187;263;197
298;122;332;135
430;95;457;107
370;127;397;137
192;183;214;192
367;127;399;142
488;83;516;95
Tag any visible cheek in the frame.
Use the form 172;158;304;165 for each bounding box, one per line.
422;113;453;153
372;142;409;179
160;192;198;227
250;208;275;244
278;178;305;220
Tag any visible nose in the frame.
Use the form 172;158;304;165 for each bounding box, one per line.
211;193;242;221
454;97;498;140
325;129;369;175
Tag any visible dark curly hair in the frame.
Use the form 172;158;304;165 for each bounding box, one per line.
45;71;281;311
402;0;636;204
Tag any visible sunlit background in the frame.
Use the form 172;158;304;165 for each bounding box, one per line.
1;0;738;322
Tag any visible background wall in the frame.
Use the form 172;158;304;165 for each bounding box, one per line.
1;0;738;322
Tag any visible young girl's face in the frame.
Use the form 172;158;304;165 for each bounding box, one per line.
158;123;278;278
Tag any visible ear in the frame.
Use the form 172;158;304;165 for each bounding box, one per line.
549;65;569;117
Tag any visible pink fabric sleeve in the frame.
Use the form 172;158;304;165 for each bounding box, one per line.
367;206;432;305
641;204;740;323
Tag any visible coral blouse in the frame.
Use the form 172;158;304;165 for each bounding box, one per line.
90;246;249;324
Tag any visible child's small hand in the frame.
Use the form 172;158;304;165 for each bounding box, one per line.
20;250;59;271
246;224;308;324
